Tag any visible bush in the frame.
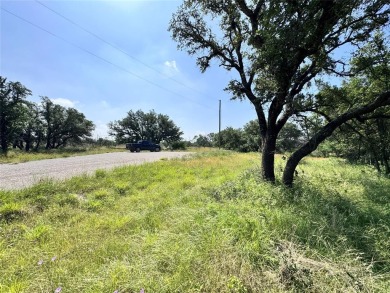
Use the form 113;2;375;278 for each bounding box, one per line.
170;141;186;150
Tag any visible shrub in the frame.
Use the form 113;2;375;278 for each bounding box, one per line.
170;141;186;150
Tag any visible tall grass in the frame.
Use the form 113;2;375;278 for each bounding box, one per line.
1;152;389;292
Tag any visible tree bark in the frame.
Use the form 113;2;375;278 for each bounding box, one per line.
25;135;31;152
45;135;51;149
34;132;41;151
0;116;8;154
283;90;390;186
261;133;277;182
0;135;7;153
371;150;382;173
381;149;390;175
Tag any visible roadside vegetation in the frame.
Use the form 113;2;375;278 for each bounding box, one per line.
0;146;127;164
1;151;389;292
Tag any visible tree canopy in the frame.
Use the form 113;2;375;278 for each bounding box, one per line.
0;77;95;153
40;97;95;149
169;0;390;186
314;35;390;174
0;77;32;153
108;110;183;144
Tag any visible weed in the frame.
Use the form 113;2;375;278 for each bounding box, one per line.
95;169;107;178
0;202;25;222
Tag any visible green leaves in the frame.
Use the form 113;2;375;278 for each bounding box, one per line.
40;97;95;149
170;0;390;185
108;109;183;144
0;76;32;153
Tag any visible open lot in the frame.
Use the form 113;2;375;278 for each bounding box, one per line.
1;152;390;292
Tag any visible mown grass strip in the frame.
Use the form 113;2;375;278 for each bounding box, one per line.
0;146;127;164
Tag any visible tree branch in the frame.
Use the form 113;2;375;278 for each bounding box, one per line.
283;90;390;186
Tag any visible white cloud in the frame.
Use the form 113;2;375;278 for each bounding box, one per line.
51;98;77;108
164;60;179;72
92;122;110;139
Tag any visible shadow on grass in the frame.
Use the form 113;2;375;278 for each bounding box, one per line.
283;176;390;273
209;163;389;273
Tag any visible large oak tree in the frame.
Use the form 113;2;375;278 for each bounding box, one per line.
0;77;32;153
169;0;390;186
108;110;183;144
40;97;95;149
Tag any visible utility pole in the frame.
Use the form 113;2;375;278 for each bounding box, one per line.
219;99;221;149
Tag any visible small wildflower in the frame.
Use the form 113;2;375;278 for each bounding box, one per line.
113;291;119;293
51;256;57;262
54;287;62;293
140;289;145;293
37;259;43;265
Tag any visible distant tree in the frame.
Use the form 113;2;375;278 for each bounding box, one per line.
0;77;32;154
169;0;390;186
62;108;95;146
193;134;213;147
15;102;44;151
276;122;303;153
297;114;325;143
170;141;187;150
41;97;62;149
40;97;94;149
218;127;246;151
94;137;116;147
325;118;390;174
108;110;183;144
242;119;261;152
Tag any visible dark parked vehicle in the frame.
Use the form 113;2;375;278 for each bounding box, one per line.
126;140;161;152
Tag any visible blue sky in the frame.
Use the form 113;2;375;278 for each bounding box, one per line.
1;0;256;140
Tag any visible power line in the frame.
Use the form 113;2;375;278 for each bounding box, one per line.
1;7;214;110
34;0;214;100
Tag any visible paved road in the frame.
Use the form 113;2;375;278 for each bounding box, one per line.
0;151;192;190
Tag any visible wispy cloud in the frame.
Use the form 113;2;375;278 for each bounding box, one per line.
51;98;77;108
164;60;179;72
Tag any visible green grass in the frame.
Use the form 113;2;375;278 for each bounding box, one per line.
1;151;389;292
0;146;127;164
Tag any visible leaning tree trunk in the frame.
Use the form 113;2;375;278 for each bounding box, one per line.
283;128;334;186
283;90;390;186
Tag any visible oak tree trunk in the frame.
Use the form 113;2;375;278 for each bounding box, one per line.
0;117;8;154
261;133;277;182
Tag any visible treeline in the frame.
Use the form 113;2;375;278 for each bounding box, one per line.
320;118;390;174
188;121;305;153
0;77;95;154
189;113;390;175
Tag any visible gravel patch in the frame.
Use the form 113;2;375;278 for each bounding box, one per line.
0;151;193;190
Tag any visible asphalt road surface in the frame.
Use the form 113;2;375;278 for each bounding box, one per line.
0;151;192;190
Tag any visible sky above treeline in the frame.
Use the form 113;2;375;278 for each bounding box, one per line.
1;0;256;140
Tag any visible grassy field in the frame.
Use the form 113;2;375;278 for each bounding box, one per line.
0;146;127;164
1;151;389;292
